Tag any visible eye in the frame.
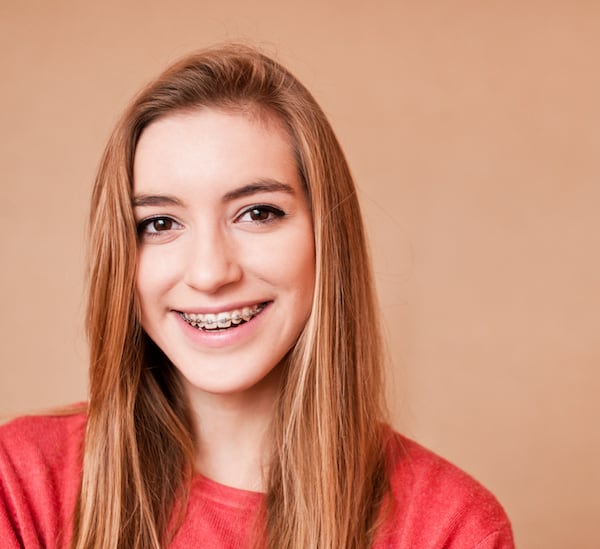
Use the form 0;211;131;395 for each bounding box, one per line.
236;205;285;224
137;216;182;236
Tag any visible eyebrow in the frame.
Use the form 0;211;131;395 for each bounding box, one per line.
132;179;296;208
132;195;183;208
222;179;296;202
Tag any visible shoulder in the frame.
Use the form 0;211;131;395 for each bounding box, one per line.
0;407;86;451
375;429;515;548
0;408;86;478
0;408;86;548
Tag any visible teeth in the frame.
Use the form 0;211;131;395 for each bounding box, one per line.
217;313;231;328
231;310;242;325
241;307;252;321
181;304;265;330
204;314;217;330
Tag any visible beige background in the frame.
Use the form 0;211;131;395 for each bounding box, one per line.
1;1;599;547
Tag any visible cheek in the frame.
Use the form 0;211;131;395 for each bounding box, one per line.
265;227;315;297
293;222;316;282
135;247;177;308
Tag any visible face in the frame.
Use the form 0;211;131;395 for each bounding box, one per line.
133;108;315;403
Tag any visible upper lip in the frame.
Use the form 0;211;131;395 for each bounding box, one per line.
174;300;270;315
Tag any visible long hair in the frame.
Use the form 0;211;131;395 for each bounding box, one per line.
73;44;388;548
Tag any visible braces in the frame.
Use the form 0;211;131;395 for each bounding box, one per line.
180;303;265;330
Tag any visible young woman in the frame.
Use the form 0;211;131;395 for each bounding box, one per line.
0;45;514;548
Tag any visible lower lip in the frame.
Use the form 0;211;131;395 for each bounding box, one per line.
175;304;270;349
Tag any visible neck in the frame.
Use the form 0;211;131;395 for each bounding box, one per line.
184;368;281;492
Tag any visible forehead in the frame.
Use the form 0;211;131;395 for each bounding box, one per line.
133;107;299;193
135;105;291;158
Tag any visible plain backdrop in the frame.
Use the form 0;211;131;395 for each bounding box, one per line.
1;1;599;547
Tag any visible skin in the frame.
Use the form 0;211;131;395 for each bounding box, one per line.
133;108;315;490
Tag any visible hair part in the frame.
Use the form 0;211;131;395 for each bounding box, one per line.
74;43;389;548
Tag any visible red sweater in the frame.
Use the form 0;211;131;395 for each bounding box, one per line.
0;413;514;548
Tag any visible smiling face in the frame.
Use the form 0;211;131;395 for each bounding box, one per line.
133;108;315;404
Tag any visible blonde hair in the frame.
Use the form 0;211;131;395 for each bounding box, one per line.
73;44;388;548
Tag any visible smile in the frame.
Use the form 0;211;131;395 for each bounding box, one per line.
179;303;267;330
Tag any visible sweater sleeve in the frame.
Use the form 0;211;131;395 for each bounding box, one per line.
0;413;85;549
0;481;22;549
0;425;42;548
474;526;515;549
377;432;516;548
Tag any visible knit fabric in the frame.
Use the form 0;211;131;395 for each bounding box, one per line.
0;412;514;548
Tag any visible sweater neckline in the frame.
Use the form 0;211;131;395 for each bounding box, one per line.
191;472;265;509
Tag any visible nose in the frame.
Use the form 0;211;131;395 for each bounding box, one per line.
183;228;243;293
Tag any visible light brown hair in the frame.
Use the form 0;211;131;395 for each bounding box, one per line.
73;44;388;548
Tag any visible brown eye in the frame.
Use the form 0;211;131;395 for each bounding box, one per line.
237;205;285;224
249;208;270;221
152;218;173;231
137;216;181;237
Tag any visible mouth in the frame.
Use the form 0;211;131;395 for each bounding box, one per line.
178;302;268;331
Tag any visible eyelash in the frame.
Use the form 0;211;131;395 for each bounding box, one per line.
136;205;285;237
236;204;286;224
137;216;181;237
